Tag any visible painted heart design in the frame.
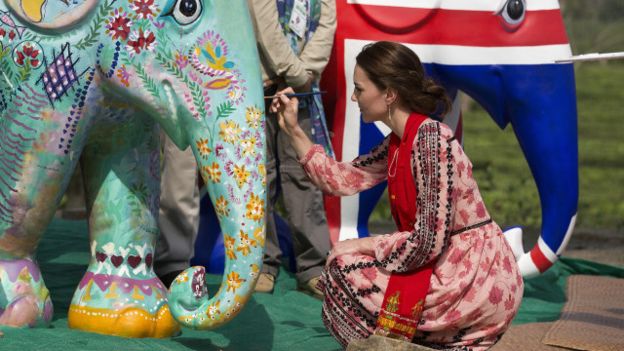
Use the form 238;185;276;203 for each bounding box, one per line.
127;255;141;268
111;255;123;267
95;252;107;262
145;253;153;267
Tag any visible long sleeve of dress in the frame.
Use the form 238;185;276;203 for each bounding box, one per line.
373;122;456;273
299;137;391;196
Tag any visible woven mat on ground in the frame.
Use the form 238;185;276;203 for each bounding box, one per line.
541;275;624;351
492;322;567;351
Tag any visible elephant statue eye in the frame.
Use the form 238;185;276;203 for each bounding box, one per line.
168;0;202;25
499;0;526;26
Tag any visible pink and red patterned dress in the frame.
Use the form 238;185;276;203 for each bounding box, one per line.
300;117;523;350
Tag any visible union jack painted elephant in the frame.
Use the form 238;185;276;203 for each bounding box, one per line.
0;0;265;337
322;0;578;277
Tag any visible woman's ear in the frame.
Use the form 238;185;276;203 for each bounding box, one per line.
385;88;398;105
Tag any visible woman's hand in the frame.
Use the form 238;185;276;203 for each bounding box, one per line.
326;237;376;267
270;87;301;137
269;87;315;160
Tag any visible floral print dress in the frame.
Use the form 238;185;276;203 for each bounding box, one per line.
300;119;523;350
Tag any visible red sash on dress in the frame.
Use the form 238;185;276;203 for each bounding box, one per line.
374;113;435;341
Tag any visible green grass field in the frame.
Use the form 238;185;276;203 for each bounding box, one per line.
371;62;624;235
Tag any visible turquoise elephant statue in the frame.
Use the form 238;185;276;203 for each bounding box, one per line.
0;0;266;337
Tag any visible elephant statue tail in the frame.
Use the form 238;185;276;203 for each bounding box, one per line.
503;215;576;278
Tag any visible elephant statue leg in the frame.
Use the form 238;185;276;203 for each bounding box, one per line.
0;85;88;328
67;112;178;337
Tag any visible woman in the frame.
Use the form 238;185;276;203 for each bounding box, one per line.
270;41;523;350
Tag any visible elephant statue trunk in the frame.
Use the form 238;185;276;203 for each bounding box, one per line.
1;0;265;336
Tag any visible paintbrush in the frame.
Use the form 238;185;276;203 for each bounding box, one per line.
264;91;327;100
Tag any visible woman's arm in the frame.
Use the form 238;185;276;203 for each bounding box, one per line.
271;88;389;196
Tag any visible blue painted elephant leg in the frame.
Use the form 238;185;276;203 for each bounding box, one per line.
433;63;579;277
0;84;92;327
504;64;578;276
69;112;178;337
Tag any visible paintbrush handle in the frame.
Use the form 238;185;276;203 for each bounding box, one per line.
264;91;327;99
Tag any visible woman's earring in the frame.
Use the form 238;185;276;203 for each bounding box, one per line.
387;105;392;122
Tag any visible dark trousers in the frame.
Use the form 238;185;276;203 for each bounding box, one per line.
263;100;331;283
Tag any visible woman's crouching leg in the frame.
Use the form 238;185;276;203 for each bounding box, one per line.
318;256;383;347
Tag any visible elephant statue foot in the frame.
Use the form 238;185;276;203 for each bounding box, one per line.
67;278;179;337
67;255;179;337
0;259;53;327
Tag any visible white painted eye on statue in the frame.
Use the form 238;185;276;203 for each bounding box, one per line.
499;0;526;26
167;0;202;25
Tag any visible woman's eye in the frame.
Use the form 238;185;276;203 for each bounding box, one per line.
169;0;202;25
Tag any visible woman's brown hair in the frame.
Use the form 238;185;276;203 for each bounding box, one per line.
356;41;451;117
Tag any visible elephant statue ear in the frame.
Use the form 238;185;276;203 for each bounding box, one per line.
4;0;98;31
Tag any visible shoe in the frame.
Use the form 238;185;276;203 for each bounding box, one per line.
158;270;183;289
254;273;275;293
298;276;323;300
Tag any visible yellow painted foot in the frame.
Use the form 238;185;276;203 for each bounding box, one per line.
68;304;180;338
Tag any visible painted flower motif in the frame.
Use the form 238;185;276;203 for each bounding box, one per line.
253;226;265;247
105;8;133;41
192;31;233;76
206;300;221;319
227;83;244;103
126;29;156;56
250;263;260;276
116;64;130;87
258;164;266;186
240;136;256;157
236;230;257;256
175;51;189;69
196;138;211;159
245;106;263;129
0;28;16;42
215;195;230;217
174;271;189;284
202;162;221;183
130;0;158;19
226;271;245;293
226;71;246;104
219;120;241;144
226;295;246;317
224;235;236;259
245;193;264;222
13;42;42;68
152;20;165;29
233;164;250;189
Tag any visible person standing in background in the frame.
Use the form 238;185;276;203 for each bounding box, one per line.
248;0;336;297
154;135;200;288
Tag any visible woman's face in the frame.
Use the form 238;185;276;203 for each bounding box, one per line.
351;65;388;123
